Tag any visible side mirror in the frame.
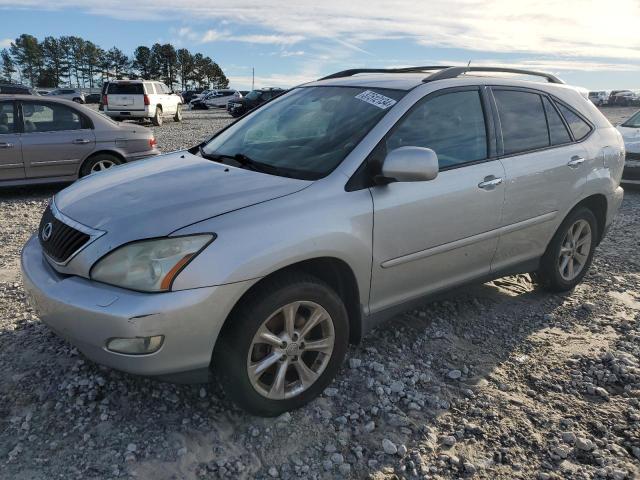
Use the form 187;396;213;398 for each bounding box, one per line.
381;146;439;183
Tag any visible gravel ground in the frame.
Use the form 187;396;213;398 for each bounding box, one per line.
0;106;639;480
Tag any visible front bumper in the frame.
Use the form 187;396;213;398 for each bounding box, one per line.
21;235;253;381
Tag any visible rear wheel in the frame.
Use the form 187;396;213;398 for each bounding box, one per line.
173;105;182;122
152;106;163;126
213;273;349;416
80;153;122;177
72;97;83;103
533;207;597;292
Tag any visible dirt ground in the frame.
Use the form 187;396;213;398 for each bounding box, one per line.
0;106;638;480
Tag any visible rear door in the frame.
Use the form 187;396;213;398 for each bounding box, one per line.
20;100;95;178
490;88;589;271
107;82;145;111
0;100;24;180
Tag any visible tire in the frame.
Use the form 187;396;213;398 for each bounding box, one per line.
151;106;163;126
80;153;122;177
213;272;349;416
72;97;83;104
173;105;182;122
533;207;598;292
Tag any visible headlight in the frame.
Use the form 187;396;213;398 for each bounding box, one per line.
91;234;214;292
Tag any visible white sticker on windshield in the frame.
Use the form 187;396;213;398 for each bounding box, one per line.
355;90;397;110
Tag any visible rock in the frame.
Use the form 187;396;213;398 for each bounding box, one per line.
440;435;457;446
364;421;375;433
397;444;407;456
177;447;188;456
324;387;339;397
390;380;404;393
594;386;609;399
611;470;626;480
575;437;594;451
126;443;137;453
382;438;397;455
447;369;462;380
199;387;207;398
268;466;279;477
338;463;351;476
464;461;477;474
561;432;576;444
349;358;362;369
371;362;385;373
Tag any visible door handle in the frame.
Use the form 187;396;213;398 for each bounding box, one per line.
478;176;503;190
0;142;13;149
72;139;91;145
567;156;585;168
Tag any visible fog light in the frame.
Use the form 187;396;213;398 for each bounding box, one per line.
106;335;164;355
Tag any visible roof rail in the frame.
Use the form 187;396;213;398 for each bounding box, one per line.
424;66;564;84
318;66;453;81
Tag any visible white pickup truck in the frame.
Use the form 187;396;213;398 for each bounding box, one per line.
103;80;183;126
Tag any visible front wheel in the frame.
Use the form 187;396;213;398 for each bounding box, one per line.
213;273;349;416
533;207;598;292
173;106;182;122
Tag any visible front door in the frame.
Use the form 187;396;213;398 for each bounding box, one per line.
20;100;95;178
0;100;24;181
369;88;505;314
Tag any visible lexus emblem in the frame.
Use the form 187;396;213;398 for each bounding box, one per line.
41;222;53;241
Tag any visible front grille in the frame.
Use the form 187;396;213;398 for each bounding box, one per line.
38;205;90;263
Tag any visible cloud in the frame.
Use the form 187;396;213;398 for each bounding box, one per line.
0;38;11;48
2;0;639;61
175;26;303;45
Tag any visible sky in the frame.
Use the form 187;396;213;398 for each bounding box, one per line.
0;0;639;91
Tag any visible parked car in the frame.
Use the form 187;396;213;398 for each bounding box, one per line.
204;89;242;109
227;87;286;117
608;90;630;105
617;110;640;185
98;82;109;111
189;91;216;110
0;82;38;95
103;80;183;126
182;89;204;104
84;93;101;104
21;66;624;416
609;90;640;106
0;95;159;187
588;91;608;106
47;88;86;104
37;89;51;96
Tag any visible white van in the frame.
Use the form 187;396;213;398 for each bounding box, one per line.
103;80;183;125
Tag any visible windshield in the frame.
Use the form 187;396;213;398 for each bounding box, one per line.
202;86;405;180
622;111;640;128
245;90;261;100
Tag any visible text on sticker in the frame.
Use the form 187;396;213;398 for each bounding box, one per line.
355;90;397;110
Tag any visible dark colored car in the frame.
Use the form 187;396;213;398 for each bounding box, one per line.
182;89;204;104
85;93;101;104
227;88;286;117
0;82;38;95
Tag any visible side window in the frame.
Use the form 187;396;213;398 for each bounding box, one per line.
0;102;15;134
542;97;571;145
386;89;487;168
159;83;170;94
22;103;83;133
146;83;156;94
494;90;549;155
556;103;592;141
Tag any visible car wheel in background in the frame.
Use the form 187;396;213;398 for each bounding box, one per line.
174;106;182;122
80;153;123;177
152;106;163;126
213;272;349;416
532;207;597;292
72;98;83;103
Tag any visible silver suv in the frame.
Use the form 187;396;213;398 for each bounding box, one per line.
21;66;625;416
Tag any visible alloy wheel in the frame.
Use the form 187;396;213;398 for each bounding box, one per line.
557;219;592;281
90;160;116;173
247;301;335;400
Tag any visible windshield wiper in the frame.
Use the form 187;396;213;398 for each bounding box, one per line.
199;148;279;175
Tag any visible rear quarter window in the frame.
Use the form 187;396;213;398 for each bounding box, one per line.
556;103;592;141
107;84;144;95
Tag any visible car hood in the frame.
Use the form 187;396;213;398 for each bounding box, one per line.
54;151;311;241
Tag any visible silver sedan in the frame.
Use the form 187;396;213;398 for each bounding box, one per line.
0;95;160;187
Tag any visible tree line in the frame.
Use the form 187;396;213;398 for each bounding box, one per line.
0;34;229;90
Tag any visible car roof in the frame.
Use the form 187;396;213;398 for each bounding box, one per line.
0;94;86;104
